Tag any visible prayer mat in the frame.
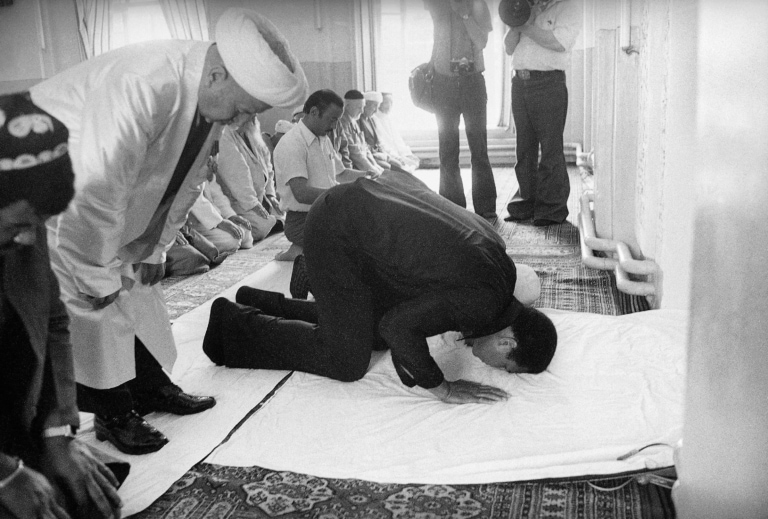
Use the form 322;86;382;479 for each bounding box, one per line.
162;233;292;320
497;219;650;316
133;465;674;519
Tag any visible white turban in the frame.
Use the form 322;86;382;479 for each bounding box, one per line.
364;91;383;103
275;120;294;134
216;8;309;108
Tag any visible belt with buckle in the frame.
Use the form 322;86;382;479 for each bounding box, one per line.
514;69;561;80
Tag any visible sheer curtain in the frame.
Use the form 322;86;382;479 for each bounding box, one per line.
159;0;209;41
75;0;111;59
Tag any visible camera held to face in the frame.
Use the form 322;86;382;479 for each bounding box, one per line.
450;57;476;75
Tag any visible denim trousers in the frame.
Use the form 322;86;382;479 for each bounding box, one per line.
432;71;497;215
510;70;570;222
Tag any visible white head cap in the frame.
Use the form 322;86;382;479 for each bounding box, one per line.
216;8;309;108
274;120;294;134
364;91;383;103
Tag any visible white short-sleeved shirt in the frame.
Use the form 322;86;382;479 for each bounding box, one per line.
274;120;344;212
512;0;582;71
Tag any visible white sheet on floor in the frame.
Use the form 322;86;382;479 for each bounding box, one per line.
205;308;687;484
76;261;296;517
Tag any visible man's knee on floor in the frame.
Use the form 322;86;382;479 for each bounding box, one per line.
330;360;368;383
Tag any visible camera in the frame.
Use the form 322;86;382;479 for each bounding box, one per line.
450;57;476;75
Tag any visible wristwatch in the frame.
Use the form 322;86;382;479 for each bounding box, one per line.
42;425;77;439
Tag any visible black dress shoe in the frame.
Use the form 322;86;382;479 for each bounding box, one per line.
533;218;565;227
505;201;534;221
136;384;216;416
95;410;168;455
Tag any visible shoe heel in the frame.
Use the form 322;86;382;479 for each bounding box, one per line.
94;424;113;445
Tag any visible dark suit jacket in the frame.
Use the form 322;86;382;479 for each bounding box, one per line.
305;171;517;389
0;224;79;453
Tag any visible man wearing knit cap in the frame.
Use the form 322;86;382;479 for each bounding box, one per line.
30;8;309;455
337;90;386;176
359;90;414;173
1;92;123;519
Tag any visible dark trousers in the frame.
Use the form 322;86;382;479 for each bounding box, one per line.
206;194;395;383
510;70;570;222
1;307;38;459
76;338;172;417
432;71;497;214
207;291;385;383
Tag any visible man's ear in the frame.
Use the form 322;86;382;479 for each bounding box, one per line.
206;64;230;88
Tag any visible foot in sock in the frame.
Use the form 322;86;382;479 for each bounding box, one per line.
203;297;234;365
236;286;285;314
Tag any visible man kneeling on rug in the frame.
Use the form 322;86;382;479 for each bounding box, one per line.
203;171;557;404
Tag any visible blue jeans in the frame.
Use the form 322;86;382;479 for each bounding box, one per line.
432;71;497;215
510;70;570;222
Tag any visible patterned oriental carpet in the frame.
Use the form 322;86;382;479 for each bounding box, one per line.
141;169;672;519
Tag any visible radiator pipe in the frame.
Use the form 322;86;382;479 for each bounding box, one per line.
578;192;659;299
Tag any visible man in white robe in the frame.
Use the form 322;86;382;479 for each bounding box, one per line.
372;92;421;171
30;8;308;455
215;115;283;246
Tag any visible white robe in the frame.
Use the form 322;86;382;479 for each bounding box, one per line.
216;119;277;214
30;41;220;389
372;111;420;170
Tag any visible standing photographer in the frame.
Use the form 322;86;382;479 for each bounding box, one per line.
424;0;497;220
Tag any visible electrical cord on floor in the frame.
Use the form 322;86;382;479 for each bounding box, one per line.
586;478;635;492
587;443;677;492
617;442;673;461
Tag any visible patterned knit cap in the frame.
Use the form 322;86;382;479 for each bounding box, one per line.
0;92;74;214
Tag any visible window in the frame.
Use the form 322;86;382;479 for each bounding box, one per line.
109;0;171;50
375;0;512;141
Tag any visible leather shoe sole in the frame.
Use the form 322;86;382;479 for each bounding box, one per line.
95;411;168;455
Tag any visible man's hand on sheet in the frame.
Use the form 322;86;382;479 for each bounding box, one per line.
0;459;71;519
39;437;123;519
428;379;509;404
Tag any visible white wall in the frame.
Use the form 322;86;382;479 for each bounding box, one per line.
0;0;80;94
674;2;768;516
587;0;697;310
633;0;697;310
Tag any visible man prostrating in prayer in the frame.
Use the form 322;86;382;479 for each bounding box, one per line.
203;171;557;403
